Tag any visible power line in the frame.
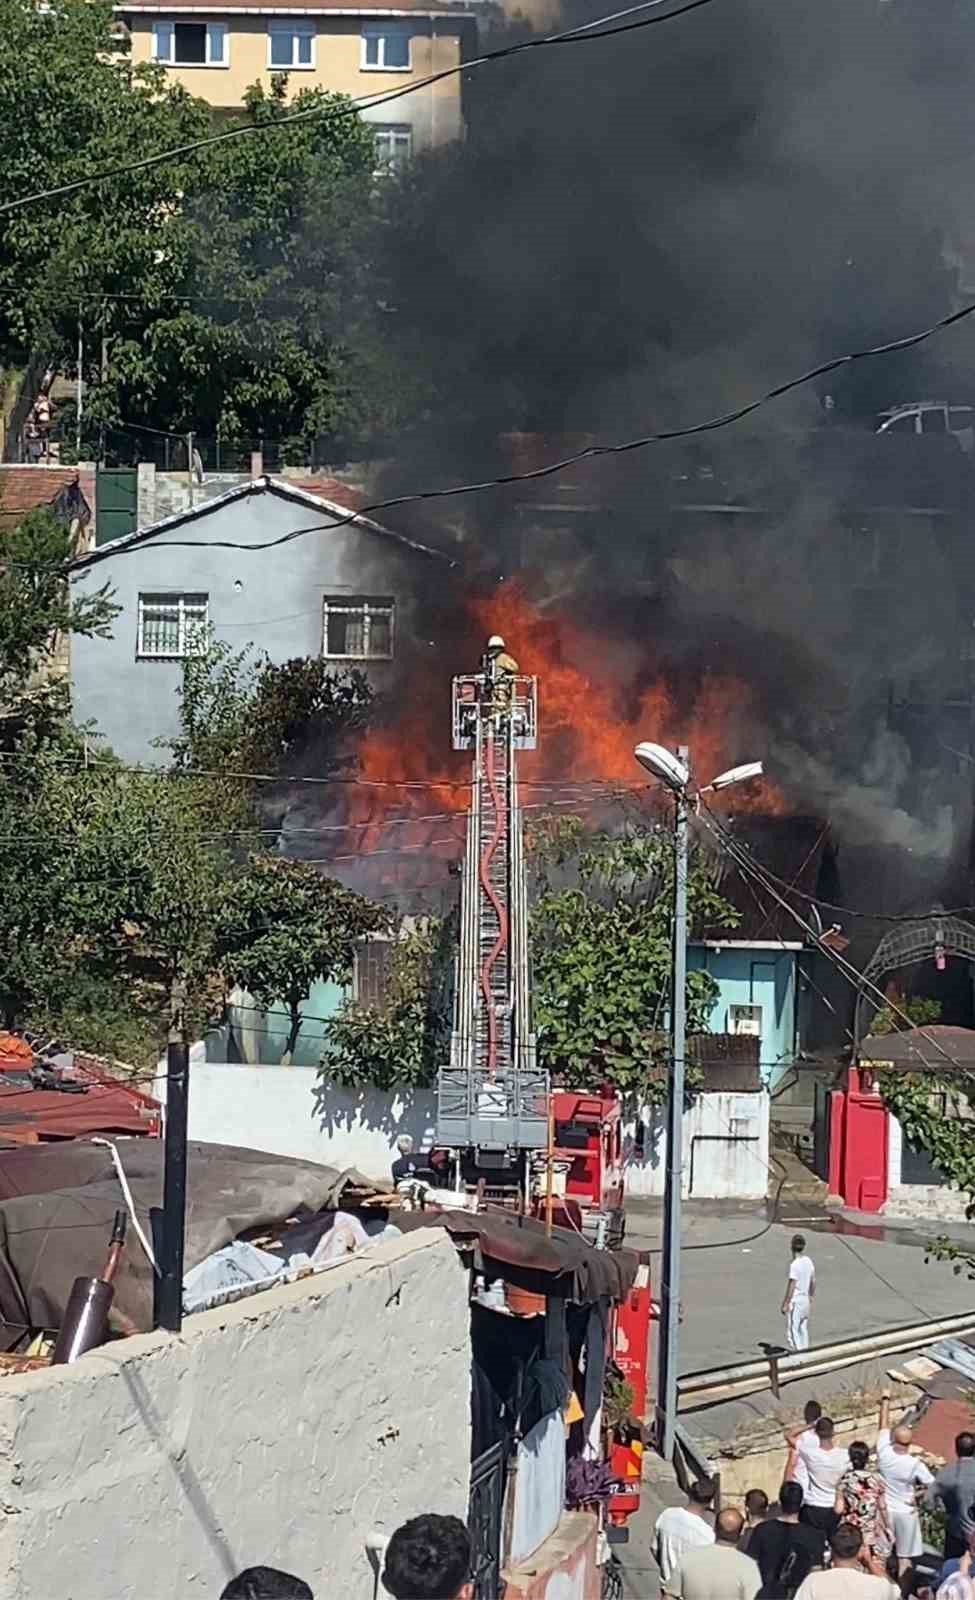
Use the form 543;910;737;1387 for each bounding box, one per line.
0;0;722;220
70;295;975;572
698;800;975;1081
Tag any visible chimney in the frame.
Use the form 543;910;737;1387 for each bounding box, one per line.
250;450;263;480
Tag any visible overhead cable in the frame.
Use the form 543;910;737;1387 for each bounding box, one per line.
0;0;721;219
70;296;975;572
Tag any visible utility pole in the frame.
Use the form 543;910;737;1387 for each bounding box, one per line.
187;431;195;511
76;312;84;461
157;977;189;1333
657;745;688;1463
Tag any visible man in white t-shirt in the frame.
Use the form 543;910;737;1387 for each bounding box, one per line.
786;1399;823;1494
782;1234;816;1351
794;1521;900;1599
654;1479;715;1596
785;1415;850;1540
876;1391;934;1578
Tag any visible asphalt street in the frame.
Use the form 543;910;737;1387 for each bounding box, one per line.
624;1199;975;1373
607;1198;975;1598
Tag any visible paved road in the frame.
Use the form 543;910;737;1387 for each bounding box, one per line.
625;1199;975;1374
604;1198;975;1598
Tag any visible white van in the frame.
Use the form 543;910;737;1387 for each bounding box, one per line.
875;401;975;452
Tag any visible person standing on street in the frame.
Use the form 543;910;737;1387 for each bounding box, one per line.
655;1479;716;1597
673;1507;761;1600
928;1431;975;1561
741;1490;770;1552
787;1401;824;1494
785;1417;849;1543
876;1392;934;1582
793;1524;900;1599
834;1441;891;1572
748;1481;824;1598
782;1235;816;1352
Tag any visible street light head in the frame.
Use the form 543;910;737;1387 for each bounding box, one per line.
707;760;764;792
633;742;690;794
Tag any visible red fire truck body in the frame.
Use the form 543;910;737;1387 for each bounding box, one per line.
552;1089;625;1224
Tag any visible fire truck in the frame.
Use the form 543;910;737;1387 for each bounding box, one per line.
433;637;625;1227
430;637;652;1529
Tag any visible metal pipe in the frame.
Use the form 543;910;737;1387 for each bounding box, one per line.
658;747;689;1463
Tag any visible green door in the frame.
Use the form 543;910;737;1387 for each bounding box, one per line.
95;468;138;545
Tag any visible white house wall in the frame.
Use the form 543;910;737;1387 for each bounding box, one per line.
162;1062;770;1201
156;1055;436;1184
0;1231;470;1600
623;1091;770;1200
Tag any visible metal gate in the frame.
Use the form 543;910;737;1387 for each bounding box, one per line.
469;1442;506;1600
95;468;138;544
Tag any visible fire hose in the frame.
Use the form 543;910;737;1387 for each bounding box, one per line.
478;727;508;1077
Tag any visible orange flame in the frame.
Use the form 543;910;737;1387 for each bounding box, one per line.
341;585;783;877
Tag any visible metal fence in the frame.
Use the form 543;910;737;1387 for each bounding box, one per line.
468;1442;506;1600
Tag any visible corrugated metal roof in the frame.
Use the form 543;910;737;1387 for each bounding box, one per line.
0;1059;160;1141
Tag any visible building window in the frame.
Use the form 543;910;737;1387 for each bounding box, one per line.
361;23;411;70
152;21;227;66
323;596;394;660
267;20;315;68
373;124;413;171
138;594;209;660
728;1004;762;1037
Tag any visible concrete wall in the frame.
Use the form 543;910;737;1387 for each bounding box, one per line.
624;1091;770;1200
885;1111;968;1220
71;482;440;763
0;1229;470;1600
156;1057;437;1183
689;941;799;1091
126;12;467;147
503;1513;599;1600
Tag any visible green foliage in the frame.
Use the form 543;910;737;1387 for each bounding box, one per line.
869;988;943;1037
0;9;386;450
219;854;389;1061
0;2;209;370
0;510;118;745
323;819;738;1098
529;821;738;1100
325;922;453;1090
168;638;375;778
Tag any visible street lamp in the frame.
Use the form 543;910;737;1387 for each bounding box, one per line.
633;742;762;1462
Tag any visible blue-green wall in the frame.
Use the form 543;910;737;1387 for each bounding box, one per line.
688;943;799;1088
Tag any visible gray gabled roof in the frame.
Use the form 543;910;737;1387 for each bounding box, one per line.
70;475;454;573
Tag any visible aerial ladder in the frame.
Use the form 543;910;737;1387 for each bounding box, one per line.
435;636;550;1198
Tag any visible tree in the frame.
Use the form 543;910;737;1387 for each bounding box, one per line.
98;79;381;451
326;921;453;1090
1;8;386;454
0;2;209;381
322;815;740;1098
528;819;739;1099
165;638;376;839
0;510;118;746
218;854;389;1063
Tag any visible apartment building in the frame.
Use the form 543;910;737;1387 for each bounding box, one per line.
117;0;475;159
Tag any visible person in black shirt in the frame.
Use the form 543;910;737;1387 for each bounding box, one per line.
391;1134;422;1184
749;1482;824;1599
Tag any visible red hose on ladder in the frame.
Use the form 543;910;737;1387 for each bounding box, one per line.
479;729;509;1077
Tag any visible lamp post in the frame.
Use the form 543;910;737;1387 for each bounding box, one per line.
633;743;762;1461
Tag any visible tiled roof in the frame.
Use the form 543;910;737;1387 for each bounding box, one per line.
0;467;83;528
298;476;367;512
71;473;454;571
